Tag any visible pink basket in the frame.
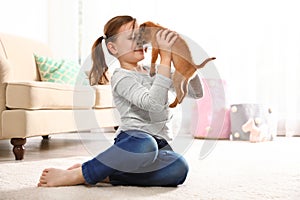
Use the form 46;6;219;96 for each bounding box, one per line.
192;78;231;139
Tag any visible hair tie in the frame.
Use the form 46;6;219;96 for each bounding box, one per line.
102;35;107;40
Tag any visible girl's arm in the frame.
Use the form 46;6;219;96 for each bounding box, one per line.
156;29;178;79
112;72;172;112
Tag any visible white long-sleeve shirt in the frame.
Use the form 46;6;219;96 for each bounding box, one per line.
111;66;203;139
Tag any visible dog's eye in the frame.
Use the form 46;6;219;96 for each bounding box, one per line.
133;34;142;41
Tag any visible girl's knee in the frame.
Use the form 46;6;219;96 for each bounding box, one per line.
126;131;158;153
167;155;189;186
176;157;189;182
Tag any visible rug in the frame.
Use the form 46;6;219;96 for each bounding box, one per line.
1;138;300;200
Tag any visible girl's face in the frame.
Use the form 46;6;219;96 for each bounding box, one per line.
108;21;144;67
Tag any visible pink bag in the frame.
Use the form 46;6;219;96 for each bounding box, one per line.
192;78;231;139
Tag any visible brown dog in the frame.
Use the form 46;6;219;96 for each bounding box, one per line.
139;21;216;108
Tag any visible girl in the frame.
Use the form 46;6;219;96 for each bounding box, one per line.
38;15;203;187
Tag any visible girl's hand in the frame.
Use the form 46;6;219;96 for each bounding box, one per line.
156;29;178;65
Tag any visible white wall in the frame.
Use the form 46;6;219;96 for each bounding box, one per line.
0;0;79;61
0;0;48;43
48;0;79;61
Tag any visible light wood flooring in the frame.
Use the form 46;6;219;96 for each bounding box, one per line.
0;128;116;162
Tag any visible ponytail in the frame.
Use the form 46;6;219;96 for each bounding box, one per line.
89;36;109;85
89;15;136;85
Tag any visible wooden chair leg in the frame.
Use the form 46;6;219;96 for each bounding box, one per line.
10;138;26;160
42;135;50;139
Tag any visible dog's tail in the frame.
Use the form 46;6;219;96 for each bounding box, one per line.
196;57;216;69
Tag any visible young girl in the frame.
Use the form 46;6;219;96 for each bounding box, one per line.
38;15;203;187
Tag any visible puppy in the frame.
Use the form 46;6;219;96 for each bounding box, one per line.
139;21;216;108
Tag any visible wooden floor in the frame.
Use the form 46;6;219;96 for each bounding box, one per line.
0;128;116;162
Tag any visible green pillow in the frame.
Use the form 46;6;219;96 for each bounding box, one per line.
34;54;89;86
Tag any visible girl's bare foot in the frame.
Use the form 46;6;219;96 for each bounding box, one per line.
67;163;82;170
67;163;110;183
38;167;85;187
102;176;110;183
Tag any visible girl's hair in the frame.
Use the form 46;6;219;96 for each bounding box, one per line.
89;15;136;85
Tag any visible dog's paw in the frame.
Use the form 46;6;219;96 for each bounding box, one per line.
149;72;156;77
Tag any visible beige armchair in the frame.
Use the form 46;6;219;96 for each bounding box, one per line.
0;33;120;160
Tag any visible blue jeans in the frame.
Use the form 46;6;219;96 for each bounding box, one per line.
82;130;189;187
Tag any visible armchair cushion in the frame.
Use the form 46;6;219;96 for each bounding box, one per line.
6;81;95;110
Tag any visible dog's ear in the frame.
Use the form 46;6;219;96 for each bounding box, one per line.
139;23;146;32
